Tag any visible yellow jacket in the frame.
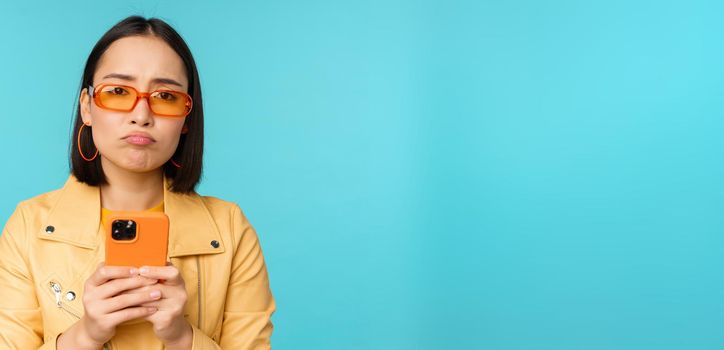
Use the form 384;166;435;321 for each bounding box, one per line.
0;175;275;349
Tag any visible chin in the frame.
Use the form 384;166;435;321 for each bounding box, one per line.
103;157;159;173
126;158;167;172
122;151;164;171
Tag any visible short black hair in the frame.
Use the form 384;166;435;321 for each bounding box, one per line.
71;15;203;193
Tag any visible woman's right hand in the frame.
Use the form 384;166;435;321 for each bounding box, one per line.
57;263;161;349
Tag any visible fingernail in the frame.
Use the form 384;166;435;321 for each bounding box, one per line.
129;268;138;275
139;267;149;274
150;290;161;299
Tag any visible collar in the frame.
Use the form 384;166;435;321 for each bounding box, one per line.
37;175;225;257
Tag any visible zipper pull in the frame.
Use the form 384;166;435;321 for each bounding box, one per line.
49;281;62;307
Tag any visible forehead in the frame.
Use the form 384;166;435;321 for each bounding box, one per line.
93;35;188;88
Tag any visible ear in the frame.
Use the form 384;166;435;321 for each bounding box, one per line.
79;87;93;125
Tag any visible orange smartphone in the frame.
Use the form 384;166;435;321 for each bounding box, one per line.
105;211;169;267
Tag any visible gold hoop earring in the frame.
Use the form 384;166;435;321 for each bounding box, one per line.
77;124;98;162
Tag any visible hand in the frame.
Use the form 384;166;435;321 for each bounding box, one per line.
136;262;193;348
59;263;160;349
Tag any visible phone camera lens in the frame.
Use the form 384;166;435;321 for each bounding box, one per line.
111;219;137;241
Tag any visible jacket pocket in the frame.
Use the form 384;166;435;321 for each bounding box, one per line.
39;273;83;336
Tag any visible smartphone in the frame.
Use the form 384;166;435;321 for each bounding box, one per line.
105;211;169;267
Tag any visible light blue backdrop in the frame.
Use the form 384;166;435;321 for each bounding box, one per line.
2;1;723;349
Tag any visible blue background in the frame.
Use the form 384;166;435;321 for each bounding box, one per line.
2;1;723;349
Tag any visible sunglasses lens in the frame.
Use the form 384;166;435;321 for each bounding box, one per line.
149;91;191;117
94;85;192;117
97;85;138;110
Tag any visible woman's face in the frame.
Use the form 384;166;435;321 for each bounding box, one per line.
80;35;188;173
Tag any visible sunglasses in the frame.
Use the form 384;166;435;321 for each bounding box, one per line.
89;84;193;117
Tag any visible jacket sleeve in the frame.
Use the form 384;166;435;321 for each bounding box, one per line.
0;204;60;349
192;205;276;350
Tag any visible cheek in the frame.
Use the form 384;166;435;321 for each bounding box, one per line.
89;118;120;150
156;121;186;151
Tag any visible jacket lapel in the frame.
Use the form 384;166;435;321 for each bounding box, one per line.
37;176;100;249
163;176;225;257
37;175;225;257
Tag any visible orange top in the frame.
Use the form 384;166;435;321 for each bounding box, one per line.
101;201;164;227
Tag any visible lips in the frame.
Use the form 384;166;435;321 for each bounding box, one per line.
123;133;156;145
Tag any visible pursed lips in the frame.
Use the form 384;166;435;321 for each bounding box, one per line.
123;133;156;145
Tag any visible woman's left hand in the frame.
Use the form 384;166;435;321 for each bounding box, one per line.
137;263;193;349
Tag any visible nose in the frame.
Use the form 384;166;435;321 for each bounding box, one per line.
129;95;154;127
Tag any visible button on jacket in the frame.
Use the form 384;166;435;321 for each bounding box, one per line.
0;175;275;349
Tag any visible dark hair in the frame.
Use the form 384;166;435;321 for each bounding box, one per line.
71;15;203;193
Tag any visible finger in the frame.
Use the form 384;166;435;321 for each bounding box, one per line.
139;266;183;285
118;284;155;296
138;300;162;308
107;306;158;325
118;278;184;296
125;282;177;295
139;299;184;313
88;265;138;286
96;276;158;299
100;290;163;314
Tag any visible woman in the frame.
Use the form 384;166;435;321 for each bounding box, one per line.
0;16;275;349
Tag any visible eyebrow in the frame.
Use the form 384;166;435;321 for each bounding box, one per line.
101;73;183;87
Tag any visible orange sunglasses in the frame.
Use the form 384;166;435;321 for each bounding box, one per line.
89;84;193;117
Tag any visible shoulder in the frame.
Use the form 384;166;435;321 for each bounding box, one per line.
18;186;64;211
4;186;65;234
194;195;258;244
1;186;65;257
197;195;252;227
198;195;241;213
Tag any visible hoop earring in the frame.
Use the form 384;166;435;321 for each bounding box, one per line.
170;159;182;168
77;124;98;162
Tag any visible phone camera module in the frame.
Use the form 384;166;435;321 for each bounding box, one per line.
111;219;137;241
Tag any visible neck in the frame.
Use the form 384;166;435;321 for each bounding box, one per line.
99;157;165;211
